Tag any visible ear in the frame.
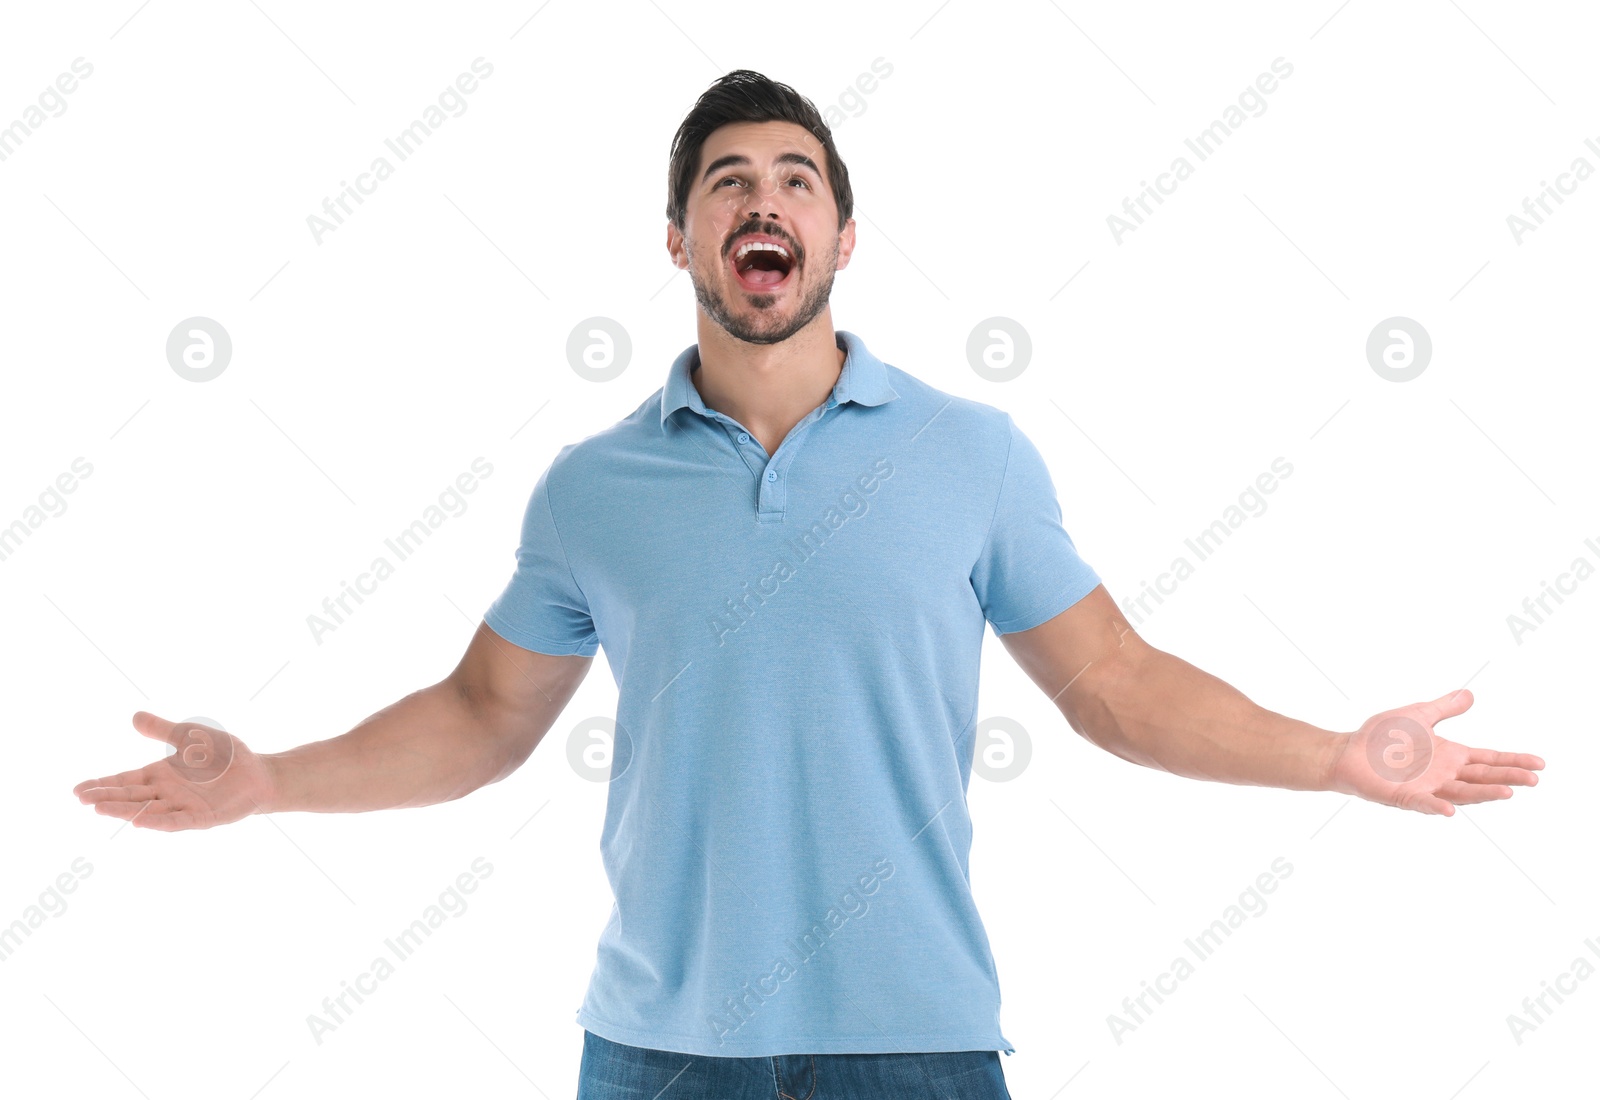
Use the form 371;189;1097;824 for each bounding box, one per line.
834;217;857;270
665;221;688;269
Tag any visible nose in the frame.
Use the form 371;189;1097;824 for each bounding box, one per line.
740;175;790;217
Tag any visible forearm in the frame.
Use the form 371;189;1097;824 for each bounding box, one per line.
261;680;530;814
1065;642;1345;791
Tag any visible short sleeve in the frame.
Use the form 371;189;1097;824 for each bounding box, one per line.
483;463;600;656
970;414;1100;637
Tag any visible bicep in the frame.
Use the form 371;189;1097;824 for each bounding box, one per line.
998;584;1145;719
449;620;594;744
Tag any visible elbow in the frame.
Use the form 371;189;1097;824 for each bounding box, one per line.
447;677;535;793
1057;638;1163;771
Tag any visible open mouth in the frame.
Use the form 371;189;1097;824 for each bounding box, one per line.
729;238;796;293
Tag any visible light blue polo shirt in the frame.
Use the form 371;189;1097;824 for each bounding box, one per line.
483;329;1100;1058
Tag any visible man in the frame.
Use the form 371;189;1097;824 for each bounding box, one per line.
75;71;1543;1099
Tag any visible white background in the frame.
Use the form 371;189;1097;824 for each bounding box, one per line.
1;1;1594;1097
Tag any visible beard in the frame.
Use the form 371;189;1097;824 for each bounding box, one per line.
688;237;838;346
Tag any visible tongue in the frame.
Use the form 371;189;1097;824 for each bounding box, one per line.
740;265;786;287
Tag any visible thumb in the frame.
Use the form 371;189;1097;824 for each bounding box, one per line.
1419;688;1474;727
133;712;234;783
131;710;184;752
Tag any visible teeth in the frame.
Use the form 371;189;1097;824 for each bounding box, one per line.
734;241;791;262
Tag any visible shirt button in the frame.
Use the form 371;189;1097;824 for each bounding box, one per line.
737;432;749;444
766;470;777;482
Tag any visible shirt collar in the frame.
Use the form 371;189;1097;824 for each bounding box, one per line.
659;329;899;428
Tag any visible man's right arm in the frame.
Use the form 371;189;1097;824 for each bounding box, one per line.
263;622;593;814
77;622;591;830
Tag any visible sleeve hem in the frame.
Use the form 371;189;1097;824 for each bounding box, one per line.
482;609;599;657
989;572;1101;636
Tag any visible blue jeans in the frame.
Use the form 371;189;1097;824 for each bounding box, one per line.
576;1029;1013;1099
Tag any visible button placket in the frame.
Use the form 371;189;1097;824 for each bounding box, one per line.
756;402;834;522
711;415;767;480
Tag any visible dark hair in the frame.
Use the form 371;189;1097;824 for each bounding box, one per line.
666;69;853;235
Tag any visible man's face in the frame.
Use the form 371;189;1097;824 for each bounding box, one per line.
668;120;855;346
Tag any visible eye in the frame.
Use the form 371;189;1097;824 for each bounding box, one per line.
716;174;811;190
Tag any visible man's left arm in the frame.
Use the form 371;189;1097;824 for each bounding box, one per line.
1000;585;1545;816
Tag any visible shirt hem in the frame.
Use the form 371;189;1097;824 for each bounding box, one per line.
576;1009;1016;1058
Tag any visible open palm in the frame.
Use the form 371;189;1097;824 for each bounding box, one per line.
74;711;274;831
1330;689;1544;816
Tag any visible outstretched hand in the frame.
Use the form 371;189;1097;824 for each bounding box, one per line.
73;712;275;832
1329;689;1544;816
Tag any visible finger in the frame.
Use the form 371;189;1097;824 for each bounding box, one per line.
1466;749;1545;771
78;784;160;805
1417;688;1473;727
133;810;207;832
1408;794;1455;816
1457;764;1539;787
91;800;172;821
1438;780;1512;804
73;769;150;796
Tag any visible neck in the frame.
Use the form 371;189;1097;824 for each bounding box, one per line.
690;311;846;449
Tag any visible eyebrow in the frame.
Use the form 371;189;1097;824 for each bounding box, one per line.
700;152;824;187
